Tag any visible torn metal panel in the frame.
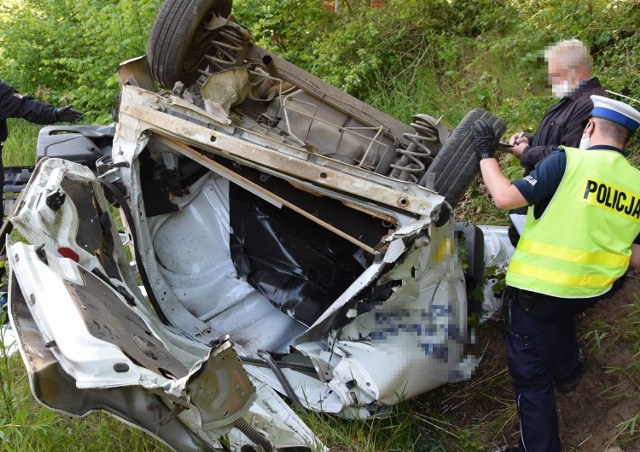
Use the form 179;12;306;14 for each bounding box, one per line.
8;240;321;448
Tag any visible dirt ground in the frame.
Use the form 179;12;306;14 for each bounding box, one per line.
440;269;640;451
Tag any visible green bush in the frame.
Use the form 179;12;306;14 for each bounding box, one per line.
2;0;639;131
0;0;162;123
234;0;337;68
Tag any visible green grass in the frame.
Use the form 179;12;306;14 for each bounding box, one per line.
296;400;448;451
2;120;40;167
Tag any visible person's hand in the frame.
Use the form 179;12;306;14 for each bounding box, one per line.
472;119;500;160
511;142;529;158
56;106;83;123
508;132;530;146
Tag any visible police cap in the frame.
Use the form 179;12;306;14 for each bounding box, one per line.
591;95;640;133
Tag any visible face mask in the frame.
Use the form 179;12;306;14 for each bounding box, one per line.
551;80;570;98
579;134;590;150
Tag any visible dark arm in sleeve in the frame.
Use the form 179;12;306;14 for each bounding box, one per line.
520;97;593;170
512;150;567;204
0;81;59;125
521;143;563;170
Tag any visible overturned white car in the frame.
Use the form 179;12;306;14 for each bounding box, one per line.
4;0;513;450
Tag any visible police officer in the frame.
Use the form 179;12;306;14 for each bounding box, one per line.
473;95;640;452
0;80;82;217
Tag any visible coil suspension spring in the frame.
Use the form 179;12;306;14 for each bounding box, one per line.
201;21;252;75
389;114;441;183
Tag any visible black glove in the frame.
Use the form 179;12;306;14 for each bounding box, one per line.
472;119;500;160
56;105;83;123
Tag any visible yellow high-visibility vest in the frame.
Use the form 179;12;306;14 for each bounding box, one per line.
506;146;640;298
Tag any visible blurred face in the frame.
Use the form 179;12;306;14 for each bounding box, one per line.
547;58;566;83
547;57;575;98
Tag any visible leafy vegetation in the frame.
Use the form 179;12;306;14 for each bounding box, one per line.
0;0;639;450
0;0;162;122
1;0;638;131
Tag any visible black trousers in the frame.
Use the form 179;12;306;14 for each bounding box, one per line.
506;287;598;452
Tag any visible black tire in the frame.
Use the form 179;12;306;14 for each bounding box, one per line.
420;108;505;208
147;0;233;88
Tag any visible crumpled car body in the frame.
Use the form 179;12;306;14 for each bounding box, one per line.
5;1;513;450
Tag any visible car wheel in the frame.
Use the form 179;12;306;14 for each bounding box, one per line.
147;0;233;88
420;108;505;208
